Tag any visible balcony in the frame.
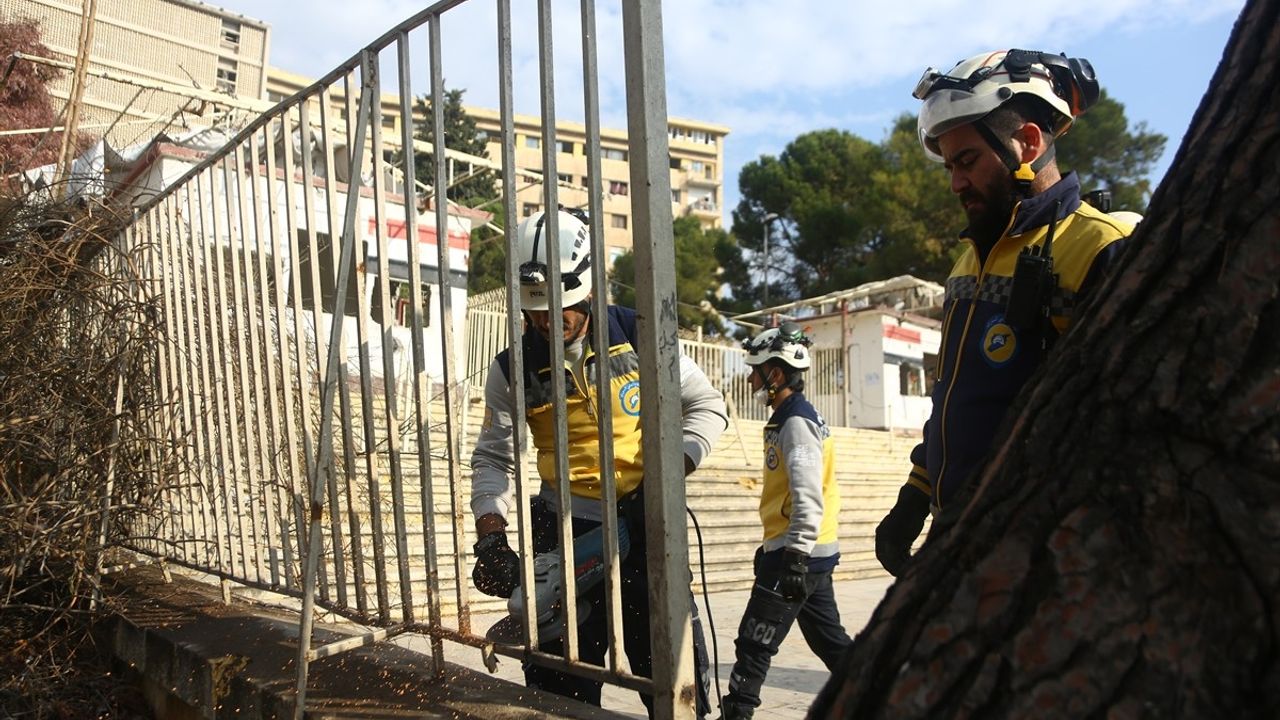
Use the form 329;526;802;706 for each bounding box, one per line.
688;198;718;216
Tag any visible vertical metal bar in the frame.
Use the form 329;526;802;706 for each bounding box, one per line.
296;52;377;717
397;28;442;662
213;157;248;579
140;207;170;556
175;181;215;566
156;198;194;562
240;138;273;584
192;171;233;577
494;0;534;649
623;1;695;716
534;0;580;661
320;85;367;614
486;0;532;650
225;148;263;581
272;110;317;594
93;245;130;610
263;118;305;592
428;11;472;644
346;66;393;622
579;0;625;672
619;0;691;712
175;193;204;566
294;95;345;604
367;49;415;623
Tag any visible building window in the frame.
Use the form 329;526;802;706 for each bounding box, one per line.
703;162;714;179
522;202;540;217
216;57;238;94
899;361;926;397
671;189;681;204
394;281;431;327
610;213;628;229
602;147;627;162
609;246;626;267
524;135;541;149
221;19;241;50
608;180;629;196
923;352;938;395
669;156;681;170
559;140;575;154
557;173;573;185
690;160;705;175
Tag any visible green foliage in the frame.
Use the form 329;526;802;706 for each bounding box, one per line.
410;87;495;207
732;129;886;299
1056;89;1167;212
467;206;507;294
611;216;731;333
868;114;966;282
405;86;506;294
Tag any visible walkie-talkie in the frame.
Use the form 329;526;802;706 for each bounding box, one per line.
1005;199;1061;342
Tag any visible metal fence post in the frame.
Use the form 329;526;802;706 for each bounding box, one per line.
621;1;696;717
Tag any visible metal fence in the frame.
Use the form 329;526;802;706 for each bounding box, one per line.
467;303;850;427
109;1;701;717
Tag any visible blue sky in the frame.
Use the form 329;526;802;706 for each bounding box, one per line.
238;0;1245;228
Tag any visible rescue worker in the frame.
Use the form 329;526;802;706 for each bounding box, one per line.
469;209;727;717
719;322;851;720
876;49;1133;575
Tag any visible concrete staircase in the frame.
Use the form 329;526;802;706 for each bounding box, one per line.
234;388;918;620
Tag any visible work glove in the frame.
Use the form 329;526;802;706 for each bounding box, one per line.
472;531;520;598
773;549;809;601
875;484;931;577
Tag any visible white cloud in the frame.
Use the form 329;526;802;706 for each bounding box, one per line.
239;0;1244;224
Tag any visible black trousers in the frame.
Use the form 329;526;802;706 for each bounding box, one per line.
524;497;712;718
723;549;852;713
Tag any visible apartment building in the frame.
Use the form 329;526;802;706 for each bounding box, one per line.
3;0;727;260
467;107;729;265
266;68;729;265
1;0;268;147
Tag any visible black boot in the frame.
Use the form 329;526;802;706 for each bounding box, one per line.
718;698;754;720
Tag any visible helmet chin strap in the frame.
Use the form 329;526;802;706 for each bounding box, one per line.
974;120;1056;198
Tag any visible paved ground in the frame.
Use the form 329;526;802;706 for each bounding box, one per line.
418;575;895;720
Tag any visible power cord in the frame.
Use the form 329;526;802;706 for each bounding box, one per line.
687;505;722;716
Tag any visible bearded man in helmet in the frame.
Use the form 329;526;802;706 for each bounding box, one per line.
875;50;1134;577
469;208;727;716
718;322;851;720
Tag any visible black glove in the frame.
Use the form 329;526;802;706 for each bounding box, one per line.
472;531;520;597
773;549;809;601
875;485;931;577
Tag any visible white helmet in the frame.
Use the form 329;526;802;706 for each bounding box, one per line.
515;209;592;310
914;49;1099;162
743;321;812;371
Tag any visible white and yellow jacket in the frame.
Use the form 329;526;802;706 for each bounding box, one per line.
471;305;728;522
760;393;841;566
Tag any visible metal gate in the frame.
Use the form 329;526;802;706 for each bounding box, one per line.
113;1;699;717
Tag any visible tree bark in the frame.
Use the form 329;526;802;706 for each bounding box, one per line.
811;1;1280;717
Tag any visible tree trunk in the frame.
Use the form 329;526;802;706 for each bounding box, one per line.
811;1;1280;717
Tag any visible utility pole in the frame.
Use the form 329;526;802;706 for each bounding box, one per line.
761;212;779;309
56;0;98;189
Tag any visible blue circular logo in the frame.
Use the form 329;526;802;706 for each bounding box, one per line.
765;447;779;470
981;315;1017;368
619;380;641;416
